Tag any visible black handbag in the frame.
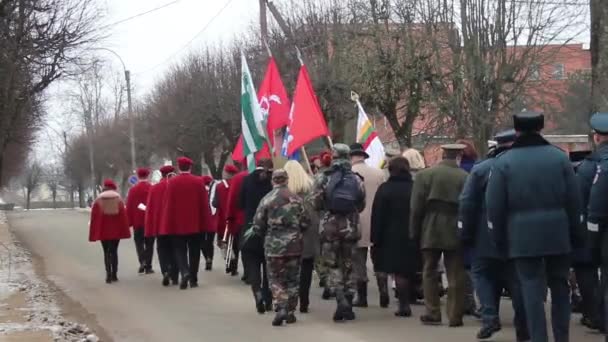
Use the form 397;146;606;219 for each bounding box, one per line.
239;223;264;256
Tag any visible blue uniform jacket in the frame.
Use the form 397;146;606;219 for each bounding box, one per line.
588;143;608;236
486;133;583;258
459;149;508;260
572;143;608;265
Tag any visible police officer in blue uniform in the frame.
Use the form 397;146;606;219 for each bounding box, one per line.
459;129;529;341
570;148;602;331
586;112;608;337
486;112;584;342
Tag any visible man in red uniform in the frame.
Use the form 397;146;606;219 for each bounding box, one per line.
214;165;240;272
162;157;211;289
126;167;154;274
226;166;247;277
145;165;178;286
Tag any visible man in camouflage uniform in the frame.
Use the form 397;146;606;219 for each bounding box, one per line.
309;143;366;322
252;169;310;326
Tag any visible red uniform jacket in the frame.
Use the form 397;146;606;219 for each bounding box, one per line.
226;171;247;235
144;179;168;237
89;191;131;242
161;173;212;235
126;181;152;229
214;180;230;236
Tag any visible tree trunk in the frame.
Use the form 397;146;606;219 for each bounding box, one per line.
0;152;4;188
591;0;608;113
69;184;75;208
52;190;57;209
26;189;31;210
78;182;85;208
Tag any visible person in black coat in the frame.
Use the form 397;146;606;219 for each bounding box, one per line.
240;158;274;313
371;156;419;317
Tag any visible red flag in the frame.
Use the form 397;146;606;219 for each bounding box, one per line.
232;57;290;161
286;65;329;156
258;57;290;131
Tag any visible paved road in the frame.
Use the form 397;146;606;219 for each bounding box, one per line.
7;210;602;342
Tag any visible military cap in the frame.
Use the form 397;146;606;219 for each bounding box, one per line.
271;169;289;182
440;143;466;151
569;150;592;163
590;112;608;135
513;111;544;132
332;143;351;159
494;129;517;144
349;143;370;159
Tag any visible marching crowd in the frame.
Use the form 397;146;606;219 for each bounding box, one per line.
87;111;608;342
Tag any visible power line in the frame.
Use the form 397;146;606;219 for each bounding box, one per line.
101;0;181;30
134;0;235;76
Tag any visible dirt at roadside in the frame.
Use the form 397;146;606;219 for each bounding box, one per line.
0;211;108;342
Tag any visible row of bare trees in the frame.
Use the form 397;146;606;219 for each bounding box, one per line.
59;0;588;196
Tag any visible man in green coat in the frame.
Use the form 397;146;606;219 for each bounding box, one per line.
410;144;468;327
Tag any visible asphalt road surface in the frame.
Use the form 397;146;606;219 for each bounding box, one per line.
7;210;603;342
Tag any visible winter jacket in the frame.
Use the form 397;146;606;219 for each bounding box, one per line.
161;173;212;235
144;178;168;237
486;133;583;258
89;190;131;242
352;160;385;247
410;159;467;250
371;174;420;276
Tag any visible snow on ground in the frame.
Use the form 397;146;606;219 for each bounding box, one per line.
0;210;99;342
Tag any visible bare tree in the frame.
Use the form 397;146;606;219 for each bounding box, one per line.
21;160;42;210
591;0;608;113
0;0;102;186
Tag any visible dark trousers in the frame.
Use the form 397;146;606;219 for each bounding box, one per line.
201;232;215;262
133;228;155;269
299;257;314;308
101;240;120;275
172;234;202;282
243;250;271;300
573;264;600;323
473;258;529;339
157;235;178;281
515;255;570;342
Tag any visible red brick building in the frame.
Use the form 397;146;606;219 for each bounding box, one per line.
372;43;592;165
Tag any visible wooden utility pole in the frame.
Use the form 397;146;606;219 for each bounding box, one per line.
591;0;608;114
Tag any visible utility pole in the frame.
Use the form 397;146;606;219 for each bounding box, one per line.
125;70;136;172
260;0;268;45
591;0;608;114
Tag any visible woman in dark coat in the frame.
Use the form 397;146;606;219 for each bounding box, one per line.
371;157;418;317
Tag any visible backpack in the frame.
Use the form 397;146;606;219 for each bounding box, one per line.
324;168;364;214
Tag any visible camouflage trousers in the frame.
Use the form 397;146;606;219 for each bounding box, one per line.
267;256;301;312
321;240;356;295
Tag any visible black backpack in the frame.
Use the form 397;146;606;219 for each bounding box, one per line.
324;168;364;214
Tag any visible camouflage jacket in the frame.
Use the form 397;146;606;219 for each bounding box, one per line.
252;185;310;257
308;159;365;242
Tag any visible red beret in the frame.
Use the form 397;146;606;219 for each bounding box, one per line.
223;164;239;175
159;165;175;177
136;168;150;178
103;179;117;190
320;152;332;167
177;157;193;169
201;175;213;186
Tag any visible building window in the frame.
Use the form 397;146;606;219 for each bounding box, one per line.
552;63;565;80
529;64;540;81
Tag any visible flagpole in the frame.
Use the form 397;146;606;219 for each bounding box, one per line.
300;147;313;174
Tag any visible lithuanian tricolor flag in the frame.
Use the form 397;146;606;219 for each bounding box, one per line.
356;101;385;169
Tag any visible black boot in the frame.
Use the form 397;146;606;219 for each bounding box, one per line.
162;273;170;287
138;265;145;274
105;272;112;284
353;282;368;308
264;292;273;312
104;254;112;283
333;290;354;322
272;308;288;326
377;276;389;308
477;321;501;339
286;312;297;324
179;274;190;290
254;290;266;314
205;260;213;271
395;283;412;317
322;287;333;300
111;272;118;282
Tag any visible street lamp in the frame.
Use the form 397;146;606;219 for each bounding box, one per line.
95;48;137;173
